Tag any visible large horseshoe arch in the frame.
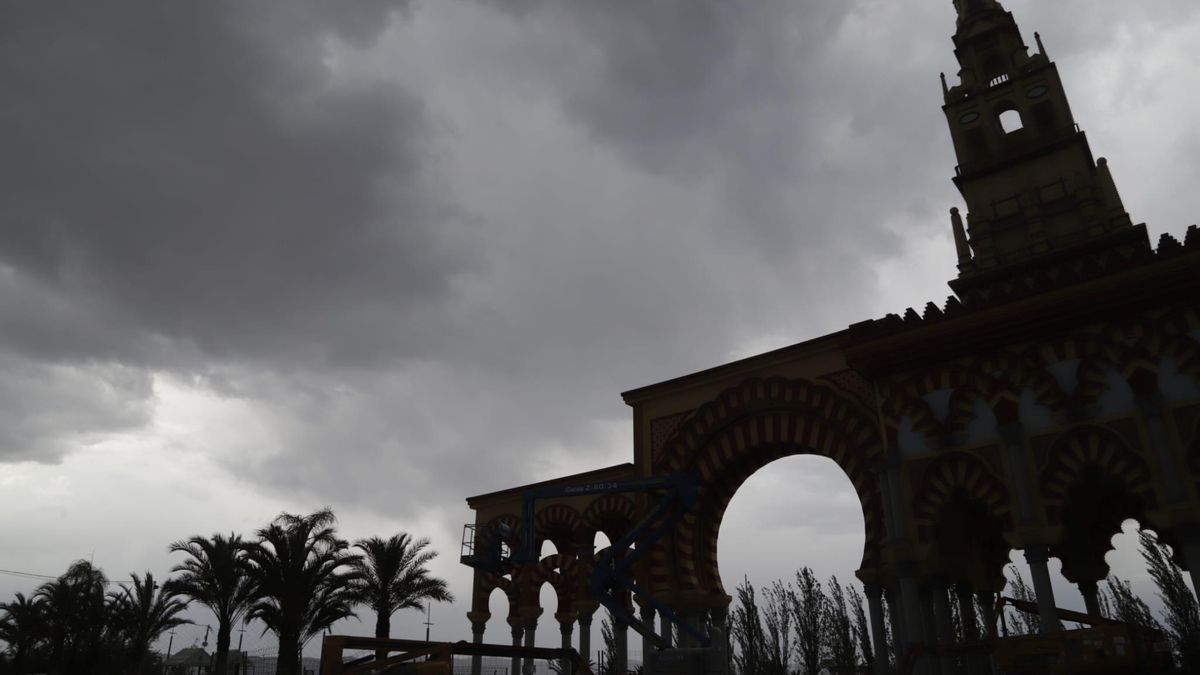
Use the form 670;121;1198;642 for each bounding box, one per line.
652;377;886;610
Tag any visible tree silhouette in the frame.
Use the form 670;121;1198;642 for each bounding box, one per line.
347;533;453;663
788;567;826;675
243;509;361;675
34;560;110;674
1101;575;1160;633
108;572;190;674
730;576;765;675
168;532;255;675
0;592;46;674
847;584;874;672
1140;530;1200;670
823;576;857;675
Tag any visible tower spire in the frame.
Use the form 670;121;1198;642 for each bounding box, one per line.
939;3;1146;301
953;0;1005;27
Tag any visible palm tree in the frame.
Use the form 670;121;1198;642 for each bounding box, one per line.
35;560;109;674
109;572;191;674
243;508;362;675
168;533;255;675
0;592;46;674
348;533;453;662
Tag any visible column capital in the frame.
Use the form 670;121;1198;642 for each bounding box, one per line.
555;611;578;628
573;600;600;618
467;611;492;625
1023;544;1051;565
517;606;544;623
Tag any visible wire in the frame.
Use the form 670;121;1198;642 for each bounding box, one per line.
0;567;136;585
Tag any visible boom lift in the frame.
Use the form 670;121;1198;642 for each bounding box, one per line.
462;473;712;650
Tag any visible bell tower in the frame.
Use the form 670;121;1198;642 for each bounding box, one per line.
942;1;1148;300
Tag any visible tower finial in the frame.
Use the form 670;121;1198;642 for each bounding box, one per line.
950;207;972;266
1034;32;1047;58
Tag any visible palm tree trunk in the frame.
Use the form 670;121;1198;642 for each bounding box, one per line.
278;627;301;675
214;622;232;675
375;608;392;665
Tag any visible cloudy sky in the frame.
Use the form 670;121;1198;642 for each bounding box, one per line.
2;0;1198;658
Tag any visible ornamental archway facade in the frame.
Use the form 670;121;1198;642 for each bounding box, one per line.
463;3;1200;675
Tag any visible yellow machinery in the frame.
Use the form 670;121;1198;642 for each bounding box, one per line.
901;597;1174;674
319;635;594;675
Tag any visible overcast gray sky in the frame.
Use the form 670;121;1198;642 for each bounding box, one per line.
2;0;1197;658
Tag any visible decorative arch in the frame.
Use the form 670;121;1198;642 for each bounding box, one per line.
1040;425;1159;527
535;504;582;557
582;494;637;546
912;450;1013;590
529;554;579;614
884;362;1012;437
912;450;1012;537
480;570;520;614
1022;332;1149;409
975;350;1070;413
659;377;885;597
484;513;520;551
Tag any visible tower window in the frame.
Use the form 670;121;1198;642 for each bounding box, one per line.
998;109;1024;133
989;73;1010;88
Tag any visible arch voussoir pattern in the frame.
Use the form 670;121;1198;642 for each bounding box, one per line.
1040;425;1159;527
912;450;1013;539
657;377;885;596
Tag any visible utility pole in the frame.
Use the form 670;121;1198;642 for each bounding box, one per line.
424;603;434;642
236;626;245;675
166;627;176;663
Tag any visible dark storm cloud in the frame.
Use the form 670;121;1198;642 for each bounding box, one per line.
0;0;464;459
208;0;967;512
0;0;457;369
3;0;1194;522
0;356;152;463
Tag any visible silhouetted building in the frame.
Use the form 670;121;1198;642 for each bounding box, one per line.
462;3;1200;675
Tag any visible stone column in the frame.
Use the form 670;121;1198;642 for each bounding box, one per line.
898;563;932;675
711;607;729;673
658;610;674;648
1134;387;1187;504
578;612;594;669
559;616;575;675
467;612;489;675
955;585;983;675
997;421;1036;526
1180;536;1200;609
865;584;890;675
1078;580;1102;618
1023;546;1062;633
677;611;701;648
918;582;941;675
614;618;629;674
930;580;955;675
887;587;906;669
975;592;996;640
509;618;524;675
521;609;542;675
640;605;656;675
